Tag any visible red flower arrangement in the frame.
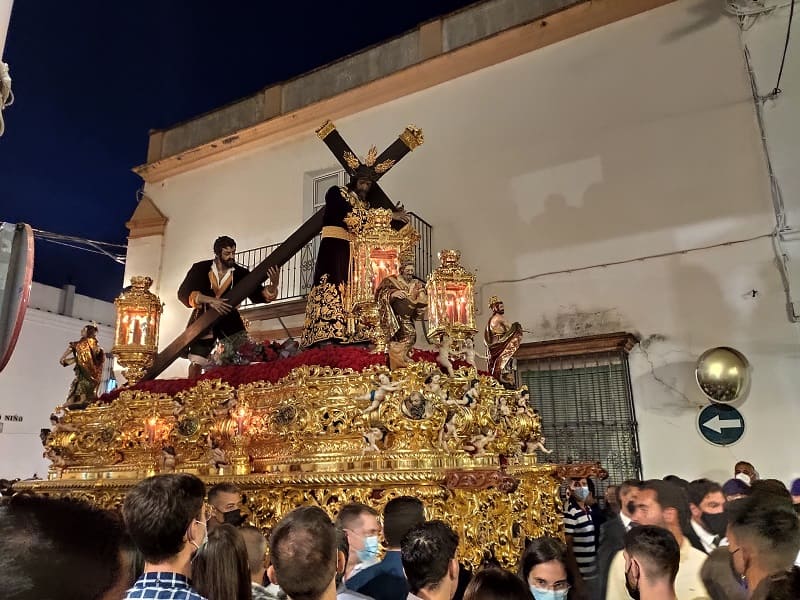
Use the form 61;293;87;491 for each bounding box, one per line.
98;345;491;404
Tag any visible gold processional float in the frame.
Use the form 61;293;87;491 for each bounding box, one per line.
22;122;607;570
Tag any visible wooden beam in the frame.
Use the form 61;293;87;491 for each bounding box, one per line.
142;210;324;380
134;0;677;183
516;332;639;361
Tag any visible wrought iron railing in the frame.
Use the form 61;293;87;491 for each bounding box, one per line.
237;212;433;309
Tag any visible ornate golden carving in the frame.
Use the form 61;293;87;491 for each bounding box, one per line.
315;120;336;140
28;343;565;568
400;125;424;150
343;150;361;171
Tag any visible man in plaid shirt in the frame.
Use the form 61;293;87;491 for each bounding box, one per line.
123;474;210;600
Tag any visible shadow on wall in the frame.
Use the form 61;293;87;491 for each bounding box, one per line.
661;0;724;44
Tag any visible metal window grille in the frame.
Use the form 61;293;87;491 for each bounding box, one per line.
520;350;642;490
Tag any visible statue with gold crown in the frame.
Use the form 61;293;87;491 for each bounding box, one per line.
484;295;523;387
300;120;423;348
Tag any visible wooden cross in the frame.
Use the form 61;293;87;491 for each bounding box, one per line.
315;120;424;209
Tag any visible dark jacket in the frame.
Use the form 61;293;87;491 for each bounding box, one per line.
347;550;406;600
596;516;626;599
177;260;265;339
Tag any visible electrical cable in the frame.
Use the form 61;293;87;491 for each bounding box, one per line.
770;0;795;96
32;228;127;264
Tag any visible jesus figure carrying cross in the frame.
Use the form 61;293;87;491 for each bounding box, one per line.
300;120;424;348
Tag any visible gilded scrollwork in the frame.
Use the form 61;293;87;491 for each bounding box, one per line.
29;352;563;568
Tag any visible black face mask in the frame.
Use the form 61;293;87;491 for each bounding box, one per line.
625;562;641;600
626;500;637;516
222;508;246;526
701;511;728;538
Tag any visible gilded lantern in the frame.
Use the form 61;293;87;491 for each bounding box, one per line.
343;207;420;348
426;250;477;344
112;276;163;385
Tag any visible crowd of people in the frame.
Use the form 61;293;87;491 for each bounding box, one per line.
1;461;799;600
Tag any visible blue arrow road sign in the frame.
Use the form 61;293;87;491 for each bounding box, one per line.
697;404;745;447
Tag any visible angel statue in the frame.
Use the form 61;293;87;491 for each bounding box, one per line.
59;324;105;408
358;374;403;415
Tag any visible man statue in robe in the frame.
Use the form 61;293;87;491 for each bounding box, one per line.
178;235;279;378
300;120;423;348
483;296;523;386
376;259;428;366
59;324;105;408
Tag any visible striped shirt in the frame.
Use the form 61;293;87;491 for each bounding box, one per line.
564;500;597;579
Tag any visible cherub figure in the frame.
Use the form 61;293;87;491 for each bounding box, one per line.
438;410;459;447
172;397;185;418
457;379;480;408
463;429;496;456
208;435;228;471
363;426;387;452
49;411;77;433
460;338;487;370
492;396;511;420
516;389;532;414
44;448;68;476
522;435;553;455
161;444;177;471
424;373;448;401
436;335;455;377
359;374;402;415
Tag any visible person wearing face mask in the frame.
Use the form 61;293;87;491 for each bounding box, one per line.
686;479;727;555
726;493;800;597
336;503;382;580
733;462;759;486
348;496;426;600
605;480;708;600
622;526;680;600
208;482;247;528
520;536;585;600
564;477;599;589
401;520;461;600
336;528;376;600
462;568;529;600
122;473;209;600
598;480;643;600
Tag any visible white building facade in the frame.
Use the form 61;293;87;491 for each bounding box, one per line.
0;283;115;479
126;0;800;485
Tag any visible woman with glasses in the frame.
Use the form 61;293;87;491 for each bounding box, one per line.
519;537;586;600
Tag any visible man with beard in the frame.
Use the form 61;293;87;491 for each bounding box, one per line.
483;296;523;385
686;479;727;554
606;480;708;600
598;480;642;599
178;235;279;378
376;259;428;365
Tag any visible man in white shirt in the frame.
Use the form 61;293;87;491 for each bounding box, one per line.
606;480;709;600
686;479;727;555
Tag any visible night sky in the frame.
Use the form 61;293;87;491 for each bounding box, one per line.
1;1;475;302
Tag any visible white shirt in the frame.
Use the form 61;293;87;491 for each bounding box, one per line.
606;536;710;600
690;519;722;554
620;512;633;531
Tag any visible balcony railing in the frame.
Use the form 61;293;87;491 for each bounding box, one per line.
236;212;433;309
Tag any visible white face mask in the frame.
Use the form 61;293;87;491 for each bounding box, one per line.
190;519;208;553
530;586;569;600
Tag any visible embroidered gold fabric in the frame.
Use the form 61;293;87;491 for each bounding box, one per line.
300;274;349;347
